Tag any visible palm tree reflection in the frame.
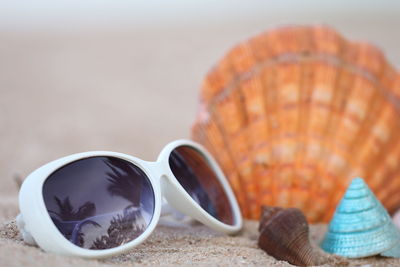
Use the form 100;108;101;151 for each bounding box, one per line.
90;206;146;249
48;196;100;247
105;158;141;206
48;158;148;249
90;158;147;249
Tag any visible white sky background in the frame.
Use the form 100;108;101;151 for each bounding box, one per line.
0;0;399;30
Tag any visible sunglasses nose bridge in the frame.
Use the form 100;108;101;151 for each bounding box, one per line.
145;161;171;183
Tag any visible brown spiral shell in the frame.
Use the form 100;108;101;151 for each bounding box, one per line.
258;206;316;266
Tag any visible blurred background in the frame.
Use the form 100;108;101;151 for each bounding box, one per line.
0;0;399;219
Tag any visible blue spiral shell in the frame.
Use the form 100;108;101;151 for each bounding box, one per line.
321;177;400;258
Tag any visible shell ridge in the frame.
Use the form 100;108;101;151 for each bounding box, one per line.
329;219;391;234
230;44;268;218
206;106;250;216
261;64;279;205
211;54;268;218
347;58;398;198
292;27;315;211
247;30;276;209
212;113;251;217
313;32;349;221
207;51;394;114
236;79;262;218
255;80;274;207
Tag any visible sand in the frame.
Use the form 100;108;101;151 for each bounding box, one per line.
2;217;400;266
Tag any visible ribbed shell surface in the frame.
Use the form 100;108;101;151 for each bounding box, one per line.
191;26;400;222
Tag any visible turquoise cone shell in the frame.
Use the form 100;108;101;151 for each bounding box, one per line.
321;177;400;258
382;242;400;258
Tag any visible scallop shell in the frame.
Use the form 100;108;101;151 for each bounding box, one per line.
321;177;400;258
191;25;400;222
258;206;316;266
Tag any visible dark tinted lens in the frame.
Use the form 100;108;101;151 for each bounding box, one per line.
168;146;234;225
42;156;155;250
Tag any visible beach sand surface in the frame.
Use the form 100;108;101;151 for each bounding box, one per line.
2;218;400;266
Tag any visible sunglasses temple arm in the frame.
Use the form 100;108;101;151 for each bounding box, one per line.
16;214;37;246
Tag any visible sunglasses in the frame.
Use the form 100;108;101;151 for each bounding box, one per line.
16;140;242;258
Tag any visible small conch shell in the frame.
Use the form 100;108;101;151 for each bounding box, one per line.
258;206;316;266
321;177;400;258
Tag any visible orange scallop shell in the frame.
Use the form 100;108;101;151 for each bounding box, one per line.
191;25;400;222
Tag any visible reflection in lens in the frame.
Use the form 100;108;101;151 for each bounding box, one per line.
168;146;235;225
42;156;155;250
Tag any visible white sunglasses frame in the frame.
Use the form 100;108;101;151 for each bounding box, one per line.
16;139;242;259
